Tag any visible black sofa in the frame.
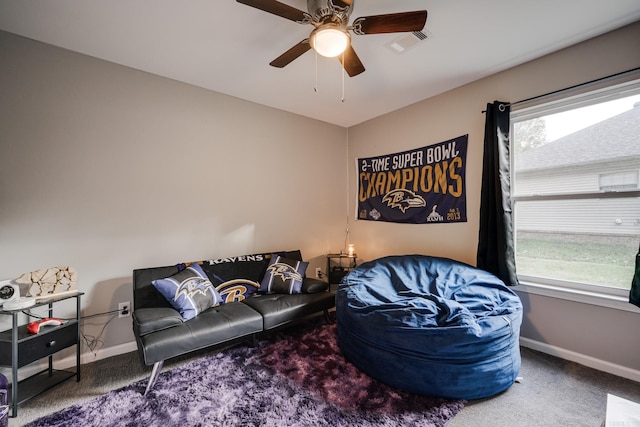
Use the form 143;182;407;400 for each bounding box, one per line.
132;250;335;394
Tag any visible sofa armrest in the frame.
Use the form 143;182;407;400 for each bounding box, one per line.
133;307;183;336
302;277;329;293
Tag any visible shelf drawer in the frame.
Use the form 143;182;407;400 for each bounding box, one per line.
0;322;78;367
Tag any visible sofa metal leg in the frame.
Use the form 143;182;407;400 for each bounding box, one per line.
144;360;164;396
323;309;333;324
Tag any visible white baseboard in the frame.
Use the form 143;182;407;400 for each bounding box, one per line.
1;341;139;384
520;337;640;383
76;341;139;367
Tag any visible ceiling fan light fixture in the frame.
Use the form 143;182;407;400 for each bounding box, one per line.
310;25;350;57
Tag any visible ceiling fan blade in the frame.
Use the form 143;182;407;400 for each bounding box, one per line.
236;0;308;23
352;10;427;35
339;45;365;77
270;40;311;68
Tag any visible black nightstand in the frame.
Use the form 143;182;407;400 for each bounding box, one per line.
0;292;82;417
326;253;357;288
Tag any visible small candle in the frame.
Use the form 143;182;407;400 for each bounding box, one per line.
347;244;355;256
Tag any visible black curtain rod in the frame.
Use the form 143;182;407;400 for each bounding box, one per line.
511;66;640;107
482;66;640;113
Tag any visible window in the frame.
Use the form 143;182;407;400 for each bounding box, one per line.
599;171;638;192
511;73;640;304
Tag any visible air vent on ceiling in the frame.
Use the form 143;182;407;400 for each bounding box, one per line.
385;29;432;54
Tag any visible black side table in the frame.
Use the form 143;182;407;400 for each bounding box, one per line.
326;253;357;287
0;292;82;417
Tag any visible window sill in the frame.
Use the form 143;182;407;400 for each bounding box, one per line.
514;281;640;314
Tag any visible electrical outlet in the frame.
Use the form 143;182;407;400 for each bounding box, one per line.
315;267;322;279
118;301;130;318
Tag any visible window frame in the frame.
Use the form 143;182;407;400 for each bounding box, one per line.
598;170;639;192
510;69;640;313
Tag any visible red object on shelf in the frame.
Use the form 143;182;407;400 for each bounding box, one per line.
26;318;63;335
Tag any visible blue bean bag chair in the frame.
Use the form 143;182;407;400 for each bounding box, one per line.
336;255;522;400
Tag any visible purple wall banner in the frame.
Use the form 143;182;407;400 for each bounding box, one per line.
357;135;468;224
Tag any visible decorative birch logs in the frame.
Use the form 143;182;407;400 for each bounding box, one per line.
14;266;78;297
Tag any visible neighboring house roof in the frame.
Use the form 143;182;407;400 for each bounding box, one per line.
515;102;640;172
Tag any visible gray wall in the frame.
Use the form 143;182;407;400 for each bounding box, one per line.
348;21;640;376
0;30;348;358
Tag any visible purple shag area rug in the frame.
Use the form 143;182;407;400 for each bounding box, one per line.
27;321;464;427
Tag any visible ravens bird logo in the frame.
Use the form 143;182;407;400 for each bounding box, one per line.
175;277;213;301
382;189;426;213
267;263;303;283
215;279;261;303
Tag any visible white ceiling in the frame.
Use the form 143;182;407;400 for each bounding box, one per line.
1;0;640;127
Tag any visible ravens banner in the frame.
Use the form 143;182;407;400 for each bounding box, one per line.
357;135;468;224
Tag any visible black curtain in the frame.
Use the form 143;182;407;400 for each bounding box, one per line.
630;243;640;308
477;101;518;286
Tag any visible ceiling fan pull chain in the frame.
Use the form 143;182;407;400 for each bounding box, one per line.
341;52;345;103
314;51;318;93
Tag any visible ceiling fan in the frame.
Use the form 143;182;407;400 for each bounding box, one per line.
236;0;428;77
